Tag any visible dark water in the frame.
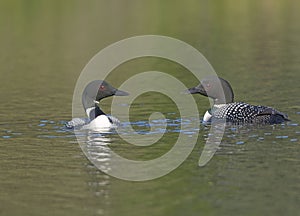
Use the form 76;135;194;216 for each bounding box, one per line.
1;1;300;216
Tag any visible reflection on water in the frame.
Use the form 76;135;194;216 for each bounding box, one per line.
72;118;300;172
78;117;298;216
57;114;298;215
0;89;299;216
78;130;113;174
0;111;299;215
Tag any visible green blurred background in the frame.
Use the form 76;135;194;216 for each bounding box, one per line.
0;1;299;216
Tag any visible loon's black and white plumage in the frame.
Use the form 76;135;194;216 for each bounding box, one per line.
188;76;290;124
66;80;129;129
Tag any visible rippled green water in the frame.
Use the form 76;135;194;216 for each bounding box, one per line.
1;1;299;216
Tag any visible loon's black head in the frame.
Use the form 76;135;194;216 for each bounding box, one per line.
187;76;234;104
82;80;129;110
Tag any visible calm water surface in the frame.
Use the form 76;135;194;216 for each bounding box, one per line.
0;1;299;216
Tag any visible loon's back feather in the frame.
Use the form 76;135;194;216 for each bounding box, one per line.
66;118;90;129
212;102;289;124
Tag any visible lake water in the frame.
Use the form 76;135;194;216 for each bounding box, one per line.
0;1;299;216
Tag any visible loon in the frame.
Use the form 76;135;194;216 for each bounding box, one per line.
187;76;290;124
66;80;129;129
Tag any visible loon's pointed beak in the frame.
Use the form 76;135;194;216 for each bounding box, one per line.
114;89;129;96
187;87;200;94
187;84;207;96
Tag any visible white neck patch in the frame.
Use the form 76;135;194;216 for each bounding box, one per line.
86;107;95;118
203;110;212;122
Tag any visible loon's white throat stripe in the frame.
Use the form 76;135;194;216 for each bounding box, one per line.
86;107;95;118
203;110;212;122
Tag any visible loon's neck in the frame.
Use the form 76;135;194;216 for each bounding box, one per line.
85;105;106;120
82;94;106;120
213;97;233;105
213;103;227;108
203;109;212;122
213;85;234;105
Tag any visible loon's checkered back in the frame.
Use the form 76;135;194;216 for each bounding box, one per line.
212;102;289;124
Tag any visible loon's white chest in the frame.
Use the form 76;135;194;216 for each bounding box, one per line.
83;115;113;129
203;110;212;123
202;104;226;123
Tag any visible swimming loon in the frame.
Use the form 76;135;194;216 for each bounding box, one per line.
66;80;129;129
187;76;290;124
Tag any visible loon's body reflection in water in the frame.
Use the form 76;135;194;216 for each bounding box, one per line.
71;118;297;215
75;128;114;215
76;128;115;170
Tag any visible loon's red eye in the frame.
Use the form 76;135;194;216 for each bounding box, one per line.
99;85;105;90
206;83;211;89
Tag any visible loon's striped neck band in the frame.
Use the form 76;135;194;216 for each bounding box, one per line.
203;109;212;123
